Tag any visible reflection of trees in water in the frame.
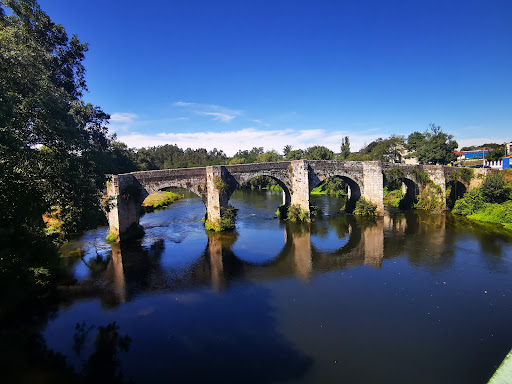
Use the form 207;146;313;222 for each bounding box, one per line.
1;299;133;384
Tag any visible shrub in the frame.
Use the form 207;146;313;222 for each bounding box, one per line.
481;172;512;204
468;201;512;225
105;231;118;242
452;188;486;216
354;198;377;216
205;205;236;231
287;204;310;222
458;168;474;183
415;184;444;212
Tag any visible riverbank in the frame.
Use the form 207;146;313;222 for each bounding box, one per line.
141;191;182;212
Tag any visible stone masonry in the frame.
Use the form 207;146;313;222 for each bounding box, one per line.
106;160;478;242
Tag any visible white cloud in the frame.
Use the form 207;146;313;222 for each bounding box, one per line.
110;112;137;123
117;128;382;156
174;101;242;123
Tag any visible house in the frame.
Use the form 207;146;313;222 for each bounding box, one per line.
456;148;493;160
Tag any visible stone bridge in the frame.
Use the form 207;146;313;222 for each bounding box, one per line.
106;160;488;241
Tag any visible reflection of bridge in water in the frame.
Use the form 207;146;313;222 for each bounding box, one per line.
60;213;454;306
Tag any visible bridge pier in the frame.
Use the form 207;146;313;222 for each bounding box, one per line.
106;174;146;242
289;160;312;214
362;161;384;215
205;166;230;224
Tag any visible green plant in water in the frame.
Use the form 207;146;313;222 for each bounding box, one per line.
354;198;377;216
105;231;119;242
287;204;310;222
205;205;237;232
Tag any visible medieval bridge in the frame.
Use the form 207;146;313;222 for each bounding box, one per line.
106;160;486;241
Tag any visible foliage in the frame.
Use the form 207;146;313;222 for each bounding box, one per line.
452;188;486;216
105;231;118;243
275;204;289;219
352;135;405;163
467;201;512;226
485;145;506;162
286;149;304;160
287;204;310;222
304;145;335;160
354;198;377;216
383;186;403;207
457;168;474;183
384;168;405;189
205;206;236;232
136;144;228;170
213;176;228;192
0;0;139;238
240;176;283;191
415;184;444;212
339;136;350;159
257;150;282;163
141;191;181;212
412;168;431;185
481;172;512;204
407;124;458;165
311;177;348;197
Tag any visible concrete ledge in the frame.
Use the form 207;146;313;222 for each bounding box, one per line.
488;349;512;384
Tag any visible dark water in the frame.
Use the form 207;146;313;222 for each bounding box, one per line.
6;190;512;383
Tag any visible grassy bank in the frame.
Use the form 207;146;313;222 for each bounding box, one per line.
141;191;182;212
452;171;512;231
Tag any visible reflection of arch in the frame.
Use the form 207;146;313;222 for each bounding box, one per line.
311;174;362;213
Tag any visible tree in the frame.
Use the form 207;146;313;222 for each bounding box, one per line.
485;145;506;162
304;145;335;160
286;149;304;160
0;1;114;238
283;145;293;157
257;150;282;163
407;132;426;152
408;124;458;165
339;136;350;159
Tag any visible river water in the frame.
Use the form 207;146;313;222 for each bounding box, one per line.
7;190;512;383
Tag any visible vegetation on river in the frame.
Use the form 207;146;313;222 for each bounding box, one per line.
141;191;182;213
452;171;512;230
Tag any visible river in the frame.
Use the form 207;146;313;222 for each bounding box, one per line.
4;190;512;383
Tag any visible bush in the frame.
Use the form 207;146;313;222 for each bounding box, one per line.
415;184;444;212
452;188;486;216
481;172;512;204
354;198;377;216
287;204;310;222
468;201;512;225
205;206;236;231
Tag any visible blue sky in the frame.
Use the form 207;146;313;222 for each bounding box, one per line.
36;0;512;154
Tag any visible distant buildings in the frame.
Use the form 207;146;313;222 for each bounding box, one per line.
455;148;493;160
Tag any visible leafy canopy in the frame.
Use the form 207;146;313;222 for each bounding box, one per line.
407;124;457;165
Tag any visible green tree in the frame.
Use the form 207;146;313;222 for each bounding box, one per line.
0;0;116;268
304;145;335;160
339;136;350;159
481;172;512;204
286;149;304;160
283;145;293;157
257;150;282;163
408;124;458;165
485;145;506;162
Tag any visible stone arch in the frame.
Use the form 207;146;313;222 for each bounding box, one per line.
227;171;292;206
310;173;363;213
446;179;467;209
382;169;420;210
139;179;207;205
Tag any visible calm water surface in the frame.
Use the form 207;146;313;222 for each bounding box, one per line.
8;190;512;383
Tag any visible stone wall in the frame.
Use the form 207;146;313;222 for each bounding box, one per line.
106;161;471;241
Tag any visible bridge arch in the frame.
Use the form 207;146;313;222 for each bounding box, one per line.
446;179;467;209
382;169;420;210
310;173;363;213
227;171;292;206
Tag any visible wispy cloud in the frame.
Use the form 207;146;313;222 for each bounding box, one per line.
110;112;137;123
117;128;382;156
174;101;242;123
